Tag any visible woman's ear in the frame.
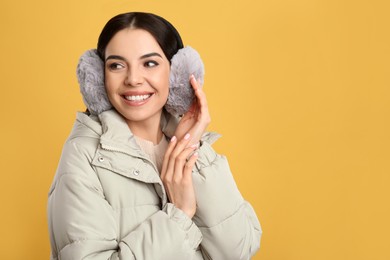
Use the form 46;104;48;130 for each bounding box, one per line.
77;49;112;115
165;46;205;116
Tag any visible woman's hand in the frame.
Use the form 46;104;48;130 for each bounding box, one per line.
174;75;211;148
161;133;198;218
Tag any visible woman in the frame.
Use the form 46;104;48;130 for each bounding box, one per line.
48;12;261;260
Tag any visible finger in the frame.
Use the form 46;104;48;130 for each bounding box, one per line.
189;76;208;113
170;133;192;159
190;74;200;91
164;133;192;184
187;101;197;114
173;145;198;182
182;152;198;183
190;74;203;96
194;86;207;109
161;136;177;180
188;76;201;113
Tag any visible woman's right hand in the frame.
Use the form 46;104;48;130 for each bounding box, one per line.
161;133;198;219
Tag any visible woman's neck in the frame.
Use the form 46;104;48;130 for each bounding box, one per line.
126;115;163;145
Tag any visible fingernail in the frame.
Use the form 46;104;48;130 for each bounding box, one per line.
193;152;198;157
184;133;190;140
190;143;198;148
190;74;195;80
170;136;176;142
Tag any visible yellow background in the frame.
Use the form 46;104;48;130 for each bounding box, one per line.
1;0;389;259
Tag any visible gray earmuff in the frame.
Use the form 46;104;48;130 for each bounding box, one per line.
77;49;110;115
76;46;205;116
166;46;204;116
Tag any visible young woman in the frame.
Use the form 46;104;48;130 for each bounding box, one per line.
48;12;261;260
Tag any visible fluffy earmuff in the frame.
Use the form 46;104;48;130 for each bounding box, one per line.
77;49;111;115
76;46;205;116
165;46;205;116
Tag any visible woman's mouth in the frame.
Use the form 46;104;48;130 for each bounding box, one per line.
122;93;153;106
124;94;152;101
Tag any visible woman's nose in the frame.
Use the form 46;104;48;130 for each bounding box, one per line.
124;67;144;86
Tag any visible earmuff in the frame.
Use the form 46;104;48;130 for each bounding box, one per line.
76;46;205;116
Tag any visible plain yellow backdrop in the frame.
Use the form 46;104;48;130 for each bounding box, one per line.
1;0;389;259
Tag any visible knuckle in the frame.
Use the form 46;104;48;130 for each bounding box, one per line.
169;152;178;161
177;153;188;161
162;176;171;185
184;163;193;170
173;177;181;184
176;158;185;165
178;140;188;147
204;114;211;122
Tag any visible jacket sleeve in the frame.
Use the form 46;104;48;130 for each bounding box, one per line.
192;141;262;260
48;141;202;260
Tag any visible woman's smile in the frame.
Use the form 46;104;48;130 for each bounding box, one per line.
122;92;154;106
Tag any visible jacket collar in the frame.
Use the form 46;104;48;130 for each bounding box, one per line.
96;109;179;156
75;108;219;154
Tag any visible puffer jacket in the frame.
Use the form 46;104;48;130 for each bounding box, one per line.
47;109;262;260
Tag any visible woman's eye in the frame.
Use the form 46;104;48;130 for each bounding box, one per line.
145;61;158;67
108;63;125;70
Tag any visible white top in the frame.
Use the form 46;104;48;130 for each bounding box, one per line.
134;135;169;173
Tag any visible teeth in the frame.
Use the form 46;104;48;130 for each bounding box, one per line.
125;94;151;101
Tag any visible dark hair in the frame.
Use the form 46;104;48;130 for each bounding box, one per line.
97;12;184;62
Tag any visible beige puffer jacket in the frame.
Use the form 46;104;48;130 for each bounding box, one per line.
47;109;262;260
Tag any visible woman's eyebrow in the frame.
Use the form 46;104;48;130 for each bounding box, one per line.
105;55;126;62
105;52;162;62
140;52;162;59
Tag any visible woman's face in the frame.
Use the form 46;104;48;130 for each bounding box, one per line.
104;28;170;126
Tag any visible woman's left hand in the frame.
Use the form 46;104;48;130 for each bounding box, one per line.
174;75;211;148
